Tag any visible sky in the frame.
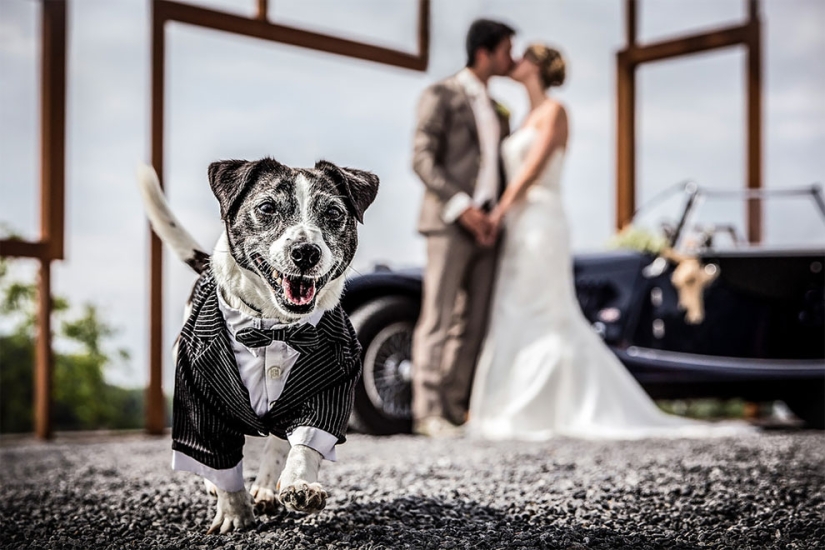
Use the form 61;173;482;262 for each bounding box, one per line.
1;0;823;389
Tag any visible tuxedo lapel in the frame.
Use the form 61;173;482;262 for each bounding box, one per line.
449;76;479;144
189;282;267;433
196;333;267;433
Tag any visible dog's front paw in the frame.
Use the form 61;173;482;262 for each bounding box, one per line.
250;481;280;514
279;481;327;513
207;488;255;534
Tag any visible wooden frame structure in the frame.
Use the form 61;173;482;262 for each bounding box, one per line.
146;0;430;434
0;0;67;439
616;0;762;242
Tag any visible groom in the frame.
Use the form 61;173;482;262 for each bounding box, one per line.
411;19;515;436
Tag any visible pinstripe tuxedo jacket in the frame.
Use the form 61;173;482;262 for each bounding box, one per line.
172;269;362;470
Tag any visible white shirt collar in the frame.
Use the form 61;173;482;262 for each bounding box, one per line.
457;67;488;99
216;289;324;341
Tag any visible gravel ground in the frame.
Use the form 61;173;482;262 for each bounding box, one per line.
1;430;823;549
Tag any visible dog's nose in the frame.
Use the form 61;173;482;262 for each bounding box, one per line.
290;243;321;270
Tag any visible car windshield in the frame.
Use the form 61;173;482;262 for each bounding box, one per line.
629;184;825;253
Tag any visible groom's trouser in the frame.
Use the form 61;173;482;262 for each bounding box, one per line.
412;225;499;425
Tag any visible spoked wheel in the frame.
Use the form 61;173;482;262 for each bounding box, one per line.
363;321;414;421
349;296;418;434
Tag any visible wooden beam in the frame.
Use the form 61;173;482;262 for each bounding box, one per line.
0;239;50;259
146;4;166;436
622;23;750;66
155;0;428;71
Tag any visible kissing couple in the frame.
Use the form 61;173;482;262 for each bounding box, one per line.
410;19;753;441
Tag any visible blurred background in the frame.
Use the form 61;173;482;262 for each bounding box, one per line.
1;0;823;433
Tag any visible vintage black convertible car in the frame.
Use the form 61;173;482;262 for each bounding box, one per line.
341;184;825;433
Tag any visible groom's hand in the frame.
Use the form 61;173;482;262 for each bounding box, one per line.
457;207;493;246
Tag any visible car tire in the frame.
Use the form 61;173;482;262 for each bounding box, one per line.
349;296;418;435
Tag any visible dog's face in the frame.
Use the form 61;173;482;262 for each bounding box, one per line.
209;158;379;317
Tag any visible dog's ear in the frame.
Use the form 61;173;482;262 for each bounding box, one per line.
315;160;380;224
207;160;258;220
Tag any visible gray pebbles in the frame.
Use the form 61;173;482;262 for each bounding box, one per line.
1;431;823;549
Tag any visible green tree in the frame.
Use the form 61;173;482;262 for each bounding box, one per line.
0;255;145;433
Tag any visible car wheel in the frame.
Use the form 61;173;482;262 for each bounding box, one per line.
349;296;418;435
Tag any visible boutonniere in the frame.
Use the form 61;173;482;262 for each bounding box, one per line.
493;101;510;120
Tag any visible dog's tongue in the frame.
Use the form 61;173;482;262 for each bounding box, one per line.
282;276;316;306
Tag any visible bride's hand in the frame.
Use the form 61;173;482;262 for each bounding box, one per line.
479;207;504;247
490;207;505;232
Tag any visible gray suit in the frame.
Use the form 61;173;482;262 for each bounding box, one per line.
411;73;510;425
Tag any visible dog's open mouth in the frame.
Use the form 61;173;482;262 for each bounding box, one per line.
252;254;320;307
282;274;316;305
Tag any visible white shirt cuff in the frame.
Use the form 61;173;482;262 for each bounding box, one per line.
172;451;245;492
288;427;339;462
442;192;473;224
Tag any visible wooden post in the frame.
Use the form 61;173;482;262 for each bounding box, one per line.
625;0;637;46
616;54;636;230
256;0;268;21
34;259;53;439
418;0;430;69
41;0;66;262
147;4;166;435
34;0;67;439
616;0;637;230
746;1;762;243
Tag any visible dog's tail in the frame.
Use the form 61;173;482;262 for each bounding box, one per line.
137;164;210;274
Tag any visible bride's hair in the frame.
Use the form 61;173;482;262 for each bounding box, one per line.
524;44;566;89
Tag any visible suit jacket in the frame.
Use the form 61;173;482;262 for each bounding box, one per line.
171;269;362;470
412;73;510;234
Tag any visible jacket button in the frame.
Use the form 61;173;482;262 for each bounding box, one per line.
267;366;282;380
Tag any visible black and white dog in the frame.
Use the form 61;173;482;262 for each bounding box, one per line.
138;158;378;533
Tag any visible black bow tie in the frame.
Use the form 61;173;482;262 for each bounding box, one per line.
235;322;320;352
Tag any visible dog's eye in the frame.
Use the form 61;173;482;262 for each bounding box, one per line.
325;206;344;221
257;202;276;215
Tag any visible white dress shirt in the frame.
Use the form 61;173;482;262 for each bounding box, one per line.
442;68;502;224
172;293;339;492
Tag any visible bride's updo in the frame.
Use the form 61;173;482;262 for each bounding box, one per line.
524;44;566;89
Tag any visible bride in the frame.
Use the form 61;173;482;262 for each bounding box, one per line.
468;44;751;440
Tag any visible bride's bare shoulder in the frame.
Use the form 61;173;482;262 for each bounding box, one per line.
534;100;568;132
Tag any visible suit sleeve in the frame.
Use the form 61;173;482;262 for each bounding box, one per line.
412;84;466;205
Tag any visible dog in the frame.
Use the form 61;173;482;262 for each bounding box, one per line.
137;157;379;534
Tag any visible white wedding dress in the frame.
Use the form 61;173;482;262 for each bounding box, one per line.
468;127;752;440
